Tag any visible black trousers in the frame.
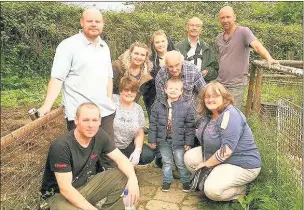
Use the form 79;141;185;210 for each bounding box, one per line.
66;112;117;170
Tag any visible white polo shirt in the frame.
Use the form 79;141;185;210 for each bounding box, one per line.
51;31;116;120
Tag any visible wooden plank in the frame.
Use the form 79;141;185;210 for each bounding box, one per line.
262;74;298;78
1;106;64;148
277;60;303;68
253;60;303;76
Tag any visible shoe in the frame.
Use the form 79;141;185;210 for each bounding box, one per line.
182;182;191;192
162;182;171;192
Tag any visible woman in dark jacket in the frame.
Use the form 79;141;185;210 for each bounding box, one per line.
150;30;175;79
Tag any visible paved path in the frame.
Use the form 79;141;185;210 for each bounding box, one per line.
135;163;201;210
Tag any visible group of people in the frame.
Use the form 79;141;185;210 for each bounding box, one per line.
38;5;276;210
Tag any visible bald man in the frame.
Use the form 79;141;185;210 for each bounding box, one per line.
175;17;219;83
38;8;116;169
216;6;276;109
155;50;206;102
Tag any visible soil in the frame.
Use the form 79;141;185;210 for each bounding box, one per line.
1;104;67;209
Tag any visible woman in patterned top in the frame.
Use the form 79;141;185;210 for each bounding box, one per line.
112;76;155;166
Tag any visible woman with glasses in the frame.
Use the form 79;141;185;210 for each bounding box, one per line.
112;76;155;166
184;82;262;201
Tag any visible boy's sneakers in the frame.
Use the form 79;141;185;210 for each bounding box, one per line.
162;182;171;192
182;182;191;192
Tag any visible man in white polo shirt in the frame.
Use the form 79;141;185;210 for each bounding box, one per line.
38;8;116;168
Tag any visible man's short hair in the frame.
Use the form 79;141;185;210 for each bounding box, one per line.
76;102;100;118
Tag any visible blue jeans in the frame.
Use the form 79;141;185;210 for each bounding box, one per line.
159;139;190;184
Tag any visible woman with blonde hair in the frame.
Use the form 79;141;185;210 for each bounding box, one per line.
112;42;153;102
184;82;262;201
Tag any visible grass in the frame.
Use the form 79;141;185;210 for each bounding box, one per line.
243;77;303;107
1;77;61;108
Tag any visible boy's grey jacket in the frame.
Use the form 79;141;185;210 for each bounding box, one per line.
148;98;196;150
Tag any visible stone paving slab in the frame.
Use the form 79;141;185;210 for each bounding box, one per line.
135;163;200;210
146;200;180;210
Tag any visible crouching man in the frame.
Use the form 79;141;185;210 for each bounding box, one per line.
40;102;139;210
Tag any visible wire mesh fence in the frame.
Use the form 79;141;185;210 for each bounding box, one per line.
1;107;66;210
245;61;303;208
276;98;302;182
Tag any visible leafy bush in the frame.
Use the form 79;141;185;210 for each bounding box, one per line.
1;1;302;83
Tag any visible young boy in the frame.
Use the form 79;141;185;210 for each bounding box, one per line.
148;78;195;192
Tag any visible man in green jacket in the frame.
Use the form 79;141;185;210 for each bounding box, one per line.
175;17;219;83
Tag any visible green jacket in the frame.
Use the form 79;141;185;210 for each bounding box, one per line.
175;38;219;83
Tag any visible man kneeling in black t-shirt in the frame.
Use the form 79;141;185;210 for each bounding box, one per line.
40;102;139;210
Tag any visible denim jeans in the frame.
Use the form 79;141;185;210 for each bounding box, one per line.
159;139;190;184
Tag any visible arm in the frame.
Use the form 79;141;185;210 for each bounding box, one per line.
250;40;277;67
202;48;219;81
129;128;144;165
193;70;206;95
148;103;158;147
195;145;232;169
134;128;144;149
107;78;113;99
38;78;63;116
55;172;98;210
184;103;196;147
107;148;139;205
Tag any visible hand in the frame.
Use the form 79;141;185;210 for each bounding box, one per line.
149;143;157;149
129;148;142;165
126;176;140;206
267;58;278;68
184;145;191;151
202;70;208;77
37;105;51;117
195;162;207;171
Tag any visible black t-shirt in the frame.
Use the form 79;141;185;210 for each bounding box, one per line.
40;128;116;199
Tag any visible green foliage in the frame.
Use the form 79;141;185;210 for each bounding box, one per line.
1;1;302;84
1;2;81;78
129;2;303;25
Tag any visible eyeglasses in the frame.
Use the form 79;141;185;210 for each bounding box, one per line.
204;94;221;100
123;88;138;93
188;24;202;28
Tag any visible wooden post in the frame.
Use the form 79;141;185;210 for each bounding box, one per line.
245;65;256;116
253;67;263;114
